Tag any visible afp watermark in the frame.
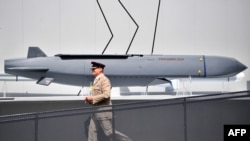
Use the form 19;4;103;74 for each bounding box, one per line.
224;125;250;141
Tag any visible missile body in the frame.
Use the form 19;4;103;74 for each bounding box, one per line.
5;51;247;87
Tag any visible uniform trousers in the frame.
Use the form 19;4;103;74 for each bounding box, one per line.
88;112;132;141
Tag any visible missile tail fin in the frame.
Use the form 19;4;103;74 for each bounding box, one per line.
37;77;54;86
27;47;47;58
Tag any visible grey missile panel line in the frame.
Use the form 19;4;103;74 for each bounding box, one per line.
4;47;247;87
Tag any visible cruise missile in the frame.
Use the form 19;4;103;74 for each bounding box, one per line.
4;47;247;87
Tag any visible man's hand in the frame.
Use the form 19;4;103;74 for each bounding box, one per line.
85;96;93;104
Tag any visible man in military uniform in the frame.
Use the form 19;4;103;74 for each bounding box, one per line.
85;61;132;141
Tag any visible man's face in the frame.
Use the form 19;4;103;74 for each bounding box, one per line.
92;68;103;77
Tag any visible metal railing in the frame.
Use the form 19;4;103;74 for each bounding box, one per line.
0;91;249;141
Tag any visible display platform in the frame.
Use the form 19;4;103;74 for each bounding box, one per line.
0;92;194;116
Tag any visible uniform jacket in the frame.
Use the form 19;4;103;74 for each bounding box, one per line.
91;73;112;120
92;73;112;106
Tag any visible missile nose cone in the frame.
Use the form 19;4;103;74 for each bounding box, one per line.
237;61;247;72
227;58;247;76
205;56;247;77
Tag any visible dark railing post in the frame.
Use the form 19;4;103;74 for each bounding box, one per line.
112;105;116;141
183;98;187;141
35;114;39;141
